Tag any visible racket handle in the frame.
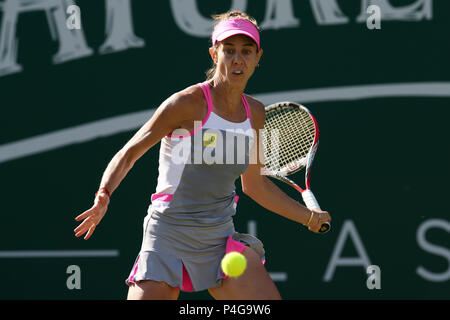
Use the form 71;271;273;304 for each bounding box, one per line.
301;190;321;210
302;190;330;234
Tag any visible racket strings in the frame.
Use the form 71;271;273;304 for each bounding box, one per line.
263;107;316;173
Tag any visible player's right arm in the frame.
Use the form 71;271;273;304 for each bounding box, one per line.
74;85;205;240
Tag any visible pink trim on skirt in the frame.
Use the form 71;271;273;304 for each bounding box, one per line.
127;255;140;284
127;235;264;292
180;235;263;291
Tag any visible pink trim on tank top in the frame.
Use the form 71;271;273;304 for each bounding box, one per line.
241;95;253;129
167;82;253;137
151;193;173;202
241;95;250;118
204;82;252;126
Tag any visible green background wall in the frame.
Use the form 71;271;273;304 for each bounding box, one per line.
0;0;449;299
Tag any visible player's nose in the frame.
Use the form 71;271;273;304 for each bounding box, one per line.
232;52;244;64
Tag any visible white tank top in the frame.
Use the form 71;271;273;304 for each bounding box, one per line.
148;81;254;224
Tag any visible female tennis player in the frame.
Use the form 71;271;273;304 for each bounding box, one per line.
74;10;331;300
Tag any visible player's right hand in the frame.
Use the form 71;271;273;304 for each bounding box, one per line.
74;192;109;240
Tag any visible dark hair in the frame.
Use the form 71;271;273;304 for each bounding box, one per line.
205;10;260;80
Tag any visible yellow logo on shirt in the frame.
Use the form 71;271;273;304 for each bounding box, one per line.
203;133;217;147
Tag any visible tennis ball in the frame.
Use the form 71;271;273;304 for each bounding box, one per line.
221;251;247;278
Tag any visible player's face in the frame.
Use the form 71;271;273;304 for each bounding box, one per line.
211;35;262;84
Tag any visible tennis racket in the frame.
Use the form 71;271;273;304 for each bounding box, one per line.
261;101;330;234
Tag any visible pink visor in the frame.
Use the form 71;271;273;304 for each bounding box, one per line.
212;18;260;50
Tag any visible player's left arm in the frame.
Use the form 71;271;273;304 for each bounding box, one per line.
240;96;326;231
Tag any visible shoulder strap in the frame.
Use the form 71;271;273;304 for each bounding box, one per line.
200;81;214;113
241;94;251;119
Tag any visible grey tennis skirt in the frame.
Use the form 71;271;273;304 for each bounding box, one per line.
125;209;265;292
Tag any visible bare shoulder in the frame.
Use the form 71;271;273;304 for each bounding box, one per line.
144;83;207;136
244;94;266;129
164;84;206;118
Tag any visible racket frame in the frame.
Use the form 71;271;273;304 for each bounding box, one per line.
262;101;330;234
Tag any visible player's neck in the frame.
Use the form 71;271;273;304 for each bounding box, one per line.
209;76;246;113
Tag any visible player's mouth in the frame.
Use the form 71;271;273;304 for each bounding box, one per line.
232;70;244;76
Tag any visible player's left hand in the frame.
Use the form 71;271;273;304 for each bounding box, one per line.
308;210;331;234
